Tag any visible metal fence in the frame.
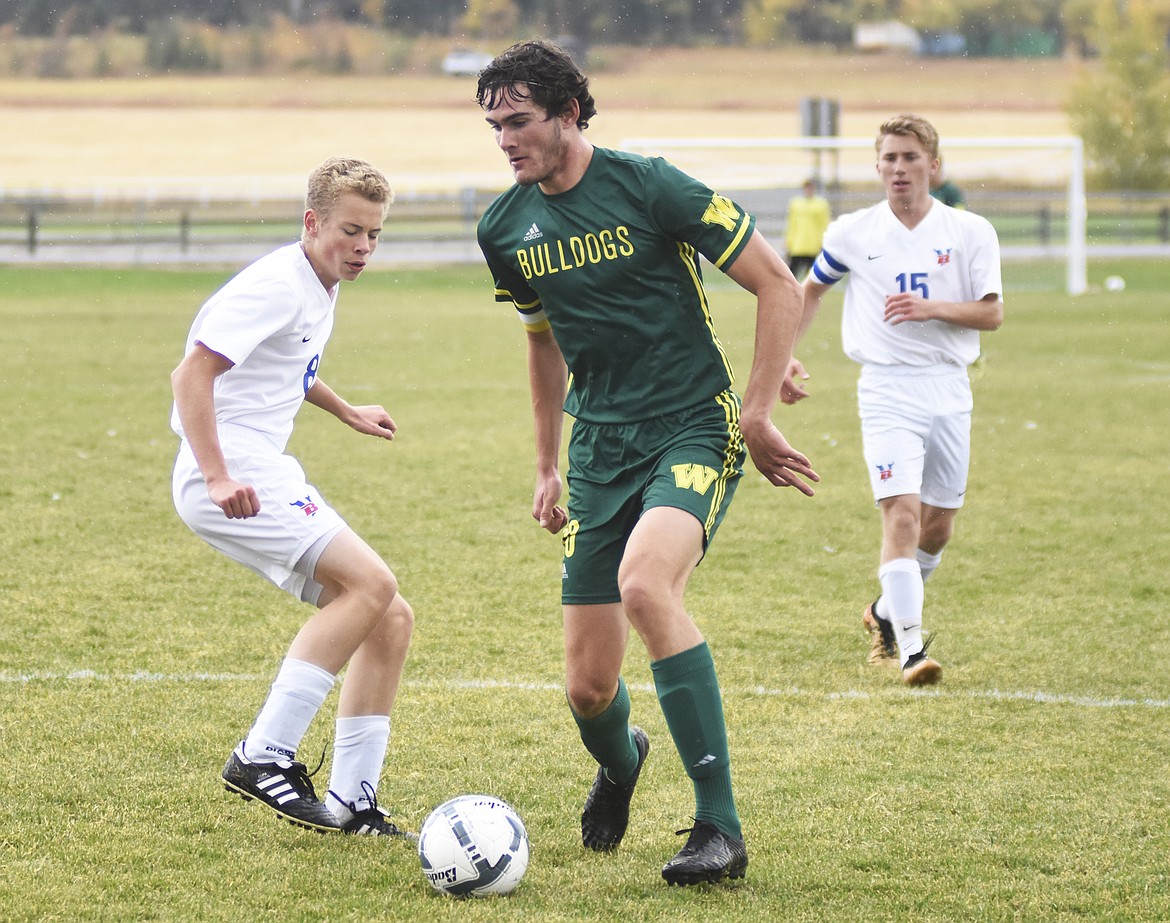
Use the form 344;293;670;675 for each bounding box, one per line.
0;188;496;266
2;188;1168;267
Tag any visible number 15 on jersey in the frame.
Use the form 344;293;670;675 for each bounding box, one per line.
896;272;930;298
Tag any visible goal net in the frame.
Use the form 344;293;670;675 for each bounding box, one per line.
622;135;1086;295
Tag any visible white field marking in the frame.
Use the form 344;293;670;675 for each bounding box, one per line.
1122;359;1170;385
2;671;1167;711
0;669;266;683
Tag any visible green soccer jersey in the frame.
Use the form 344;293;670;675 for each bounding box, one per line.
477;147;757;424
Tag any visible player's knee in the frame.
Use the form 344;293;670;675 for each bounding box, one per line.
883;503;920;539
616;570;662;624
565;677;613;718
385;593;414;640
920;520;953;552
353;562;398;617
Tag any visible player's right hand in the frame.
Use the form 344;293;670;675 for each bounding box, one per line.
740;419;819;497
209;478;261;519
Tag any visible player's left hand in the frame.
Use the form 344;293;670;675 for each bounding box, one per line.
532;470;568;534
884;292;935;325
781;357;811;404
542;506;569;534
350;404;398;440
740;417;819;497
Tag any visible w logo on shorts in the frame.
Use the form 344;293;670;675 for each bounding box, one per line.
290;495;319;516
672;463;719;495
876;463;895;482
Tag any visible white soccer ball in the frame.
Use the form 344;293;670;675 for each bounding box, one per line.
1104;275;1126;292
418;794;529;897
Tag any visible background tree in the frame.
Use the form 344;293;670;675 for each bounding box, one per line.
5;0;1170;64
743;0;807;46
460;0;518;39
1068;0;1170;190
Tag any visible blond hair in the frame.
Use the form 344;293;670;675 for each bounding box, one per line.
875;114;940;161
302;157;393;242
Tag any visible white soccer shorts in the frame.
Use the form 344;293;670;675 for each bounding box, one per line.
857;365;973;509
172;440;346;603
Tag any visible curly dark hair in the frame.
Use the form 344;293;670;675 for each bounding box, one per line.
476;39;597;130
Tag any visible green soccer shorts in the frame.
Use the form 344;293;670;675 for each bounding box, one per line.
560;389;746;606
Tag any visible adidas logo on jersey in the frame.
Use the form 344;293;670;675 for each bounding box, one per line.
522;223;543;241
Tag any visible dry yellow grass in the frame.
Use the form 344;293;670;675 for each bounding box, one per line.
0;46;1085;194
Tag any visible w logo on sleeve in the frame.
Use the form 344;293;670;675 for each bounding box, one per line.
700;195;741;231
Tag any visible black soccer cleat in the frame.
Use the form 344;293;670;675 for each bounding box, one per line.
661;819;749;886
901;634;942;686
581;726;650;852
863;597;898;665
221;743;341;833
331;782;417;840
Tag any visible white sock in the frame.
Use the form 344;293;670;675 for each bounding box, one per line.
878;557;925;664
242;658;335;763
917;547;944;583
325;715;391;821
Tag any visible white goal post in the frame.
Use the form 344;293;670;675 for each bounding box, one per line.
622;135;1086;296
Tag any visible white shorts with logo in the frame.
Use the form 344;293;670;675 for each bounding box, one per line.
857;365;972;509
172;431;346;604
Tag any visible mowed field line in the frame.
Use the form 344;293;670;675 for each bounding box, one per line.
3;669;1167;710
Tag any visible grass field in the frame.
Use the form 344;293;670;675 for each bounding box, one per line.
1;259;1168;921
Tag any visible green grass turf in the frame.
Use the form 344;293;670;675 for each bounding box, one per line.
0;260;1167;921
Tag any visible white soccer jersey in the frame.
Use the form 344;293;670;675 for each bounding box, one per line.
811;200;1001;368
170;243;337;451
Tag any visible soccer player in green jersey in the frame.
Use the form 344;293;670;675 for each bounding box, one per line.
476;40;818;885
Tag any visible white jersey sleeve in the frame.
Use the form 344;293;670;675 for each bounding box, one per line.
170;243;337;450
812;201;1001;368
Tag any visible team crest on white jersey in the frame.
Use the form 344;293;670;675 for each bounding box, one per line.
935;248;952;265
522;223;543;242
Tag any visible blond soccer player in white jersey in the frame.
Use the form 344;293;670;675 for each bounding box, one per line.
787;114;1004;686
170;157;416;836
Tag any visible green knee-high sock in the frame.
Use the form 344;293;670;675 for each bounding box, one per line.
570;677;639;784
652;642;741;838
